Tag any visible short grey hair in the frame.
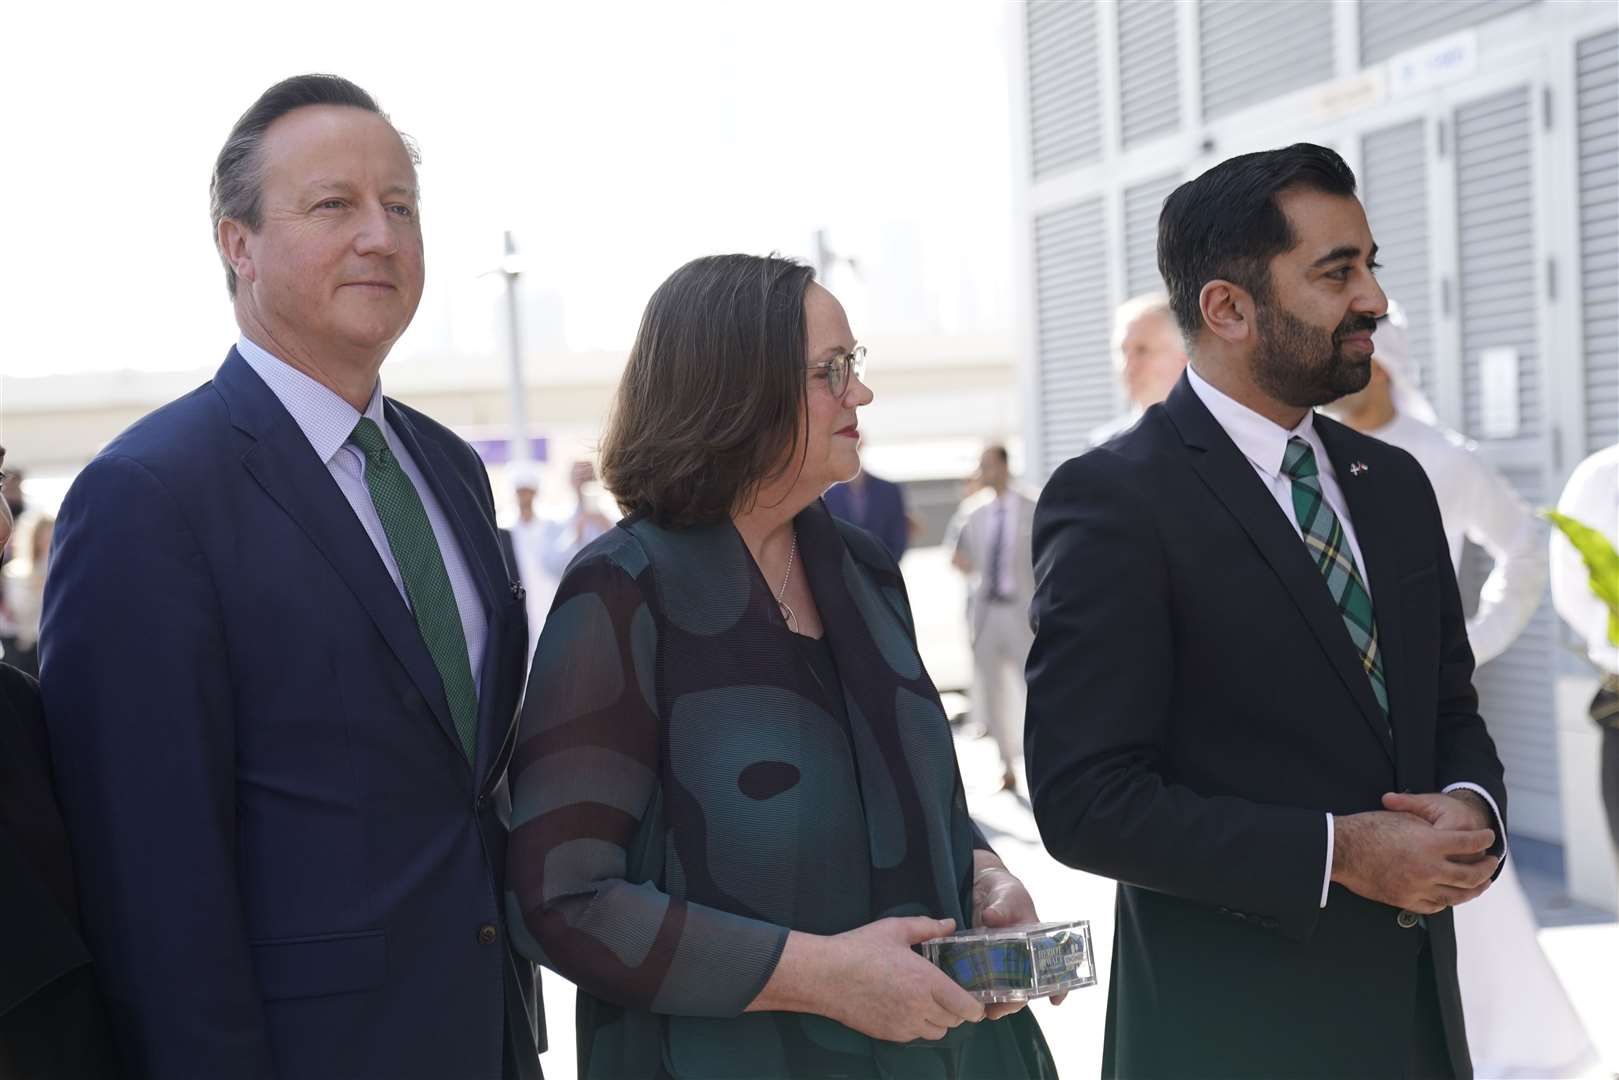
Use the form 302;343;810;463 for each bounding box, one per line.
1112;292;1175;343
209;74;419;298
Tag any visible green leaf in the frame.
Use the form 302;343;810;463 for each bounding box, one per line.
1542;510;1619;647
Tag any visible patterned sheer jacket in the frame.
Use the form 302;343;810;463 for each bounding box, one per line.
504;499;1051;1079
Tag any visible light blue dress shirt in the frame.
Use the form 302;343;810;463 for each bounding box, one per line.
238;336;487;697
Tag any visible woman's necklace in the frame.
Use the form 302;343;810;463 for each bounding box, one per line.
774;530;799;632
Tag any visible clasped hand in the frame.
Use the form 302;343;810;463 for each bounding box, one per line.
1332;790;1500;914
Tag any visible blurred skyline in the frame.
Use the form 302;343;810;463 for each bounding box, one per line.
2;0;1017;377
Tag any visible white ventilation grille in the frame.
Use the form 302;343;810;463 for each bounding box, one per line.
1033;198;1113;475
1117;0;1181;148
1361;119;1437;396
1027;0;1103;179
1577;29;1619;454
1456;87;1540;438
1122;172;1181;298
1199;0;1334;122
1361;0;1540;67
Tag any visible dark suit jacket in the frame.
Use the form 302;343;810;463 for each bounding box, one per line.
823;472;908;562
40;348;541;1080
0;663;119;1077
1026;375;1506;1079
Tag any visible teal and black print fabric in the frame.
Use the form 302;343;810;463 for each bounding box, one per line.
505;499;1056;1078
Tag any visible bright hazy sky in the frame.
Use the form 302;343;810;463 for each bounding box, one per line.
2;0;1017;377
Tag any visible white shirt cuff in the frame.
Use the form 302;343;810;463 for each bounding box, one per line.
1443;782;1508;860
1320;812;1334;909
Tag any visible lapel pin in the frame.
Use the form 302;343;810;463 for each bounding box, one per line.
1349;462;1368;477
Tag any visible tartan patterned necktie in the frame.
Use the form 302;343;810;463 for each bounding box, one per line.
1281;436;1389;719
351;418;479;761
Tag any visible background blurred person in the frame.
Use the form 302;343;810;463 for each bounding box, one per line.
0;446;120;1077
823;466;909;562
1;514;54;678
1331;303;1591;1077
1029;143;1507;1079
40;75;540;1079
0;464;26;665
1329;301;1545;667
951;444;1036;793
1;466;25;538
539;459;614;579
1551;441;1619;855
506;255;1058;1079
502;465;550;656
1088;292;1189;446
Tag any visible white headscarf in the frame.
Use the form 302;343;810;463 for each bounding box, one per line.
508;464;540;493
1371;299;1439;426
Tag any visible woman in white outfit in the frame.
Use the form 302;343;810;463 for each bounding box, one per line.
1330;302;1600;1079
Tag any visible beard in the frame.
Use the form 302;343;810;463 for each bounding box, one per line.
1251;301;1379;409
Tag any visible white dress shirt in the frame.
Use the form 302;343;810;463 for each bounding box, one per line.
1551;443;1619;677
1186;367;1503;908
238;336;488;696
1365;411;1546;667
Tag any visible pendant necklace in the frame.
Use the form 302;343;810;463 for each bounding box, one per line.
774;530;799;633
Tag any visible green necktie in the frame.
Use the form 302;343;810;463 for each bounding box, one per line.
351;417;478;761
1281;436;1389;719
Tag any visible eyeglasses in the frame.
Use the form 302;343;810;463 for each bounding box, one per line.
809;345;867;399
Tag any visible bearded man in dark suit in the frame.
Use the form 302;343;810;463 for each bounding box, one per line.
1027;143;1506;1079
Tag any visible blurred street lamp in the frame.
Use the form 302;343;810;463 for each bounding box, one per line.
481;230;533;466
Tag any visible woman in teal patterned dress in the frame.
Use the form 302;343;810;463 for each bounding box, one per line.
505;254;1060;1079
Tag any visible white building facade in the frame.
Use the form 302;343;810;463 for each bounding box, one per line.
1010;0;1618;866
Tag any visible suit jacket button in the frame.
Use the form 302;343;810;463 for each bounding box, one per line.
510;582;525;600
1396;910;1420;929
478;923;498;945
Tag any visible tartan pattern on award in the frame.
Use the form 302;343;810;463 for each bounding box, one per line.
1281;437;1389;718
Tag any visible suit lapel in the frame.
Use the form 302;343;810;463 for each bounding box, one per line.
215;351;461;765
384;400;525;790
1165;379;1394;761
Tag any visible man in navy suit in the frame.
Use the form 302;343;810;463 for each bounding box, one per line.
822;469;909;562
40;75;542;1079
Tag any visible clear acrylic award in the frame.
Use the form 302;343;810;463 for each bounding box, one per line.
912;920;1096;1004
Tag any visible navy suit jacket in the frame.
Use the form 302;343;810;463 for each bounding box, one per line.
822;472;908;562
40;349;541;1080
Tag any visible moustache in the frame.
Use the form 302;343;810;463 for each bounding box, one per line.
1333;314;1379;343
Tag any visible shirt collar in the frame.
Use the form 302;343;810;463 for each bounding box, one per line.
237;335;385;464
1185;364;1316;482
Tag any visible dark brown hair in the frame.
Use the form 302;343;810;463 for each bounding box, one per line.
600;254;817;528
1158;142;1357;342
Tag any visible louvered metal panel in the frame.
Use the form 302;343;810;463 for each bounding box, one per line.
1027;0;1103;179
1034;199;1113;475
1578;29;1619;454
1361;0;1540;66
1123;172;1180;297
1459;467;1560;841
1199;0;1334;122
1361;120;1437;396
1456;88;1541;438
1117;0;1180;148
